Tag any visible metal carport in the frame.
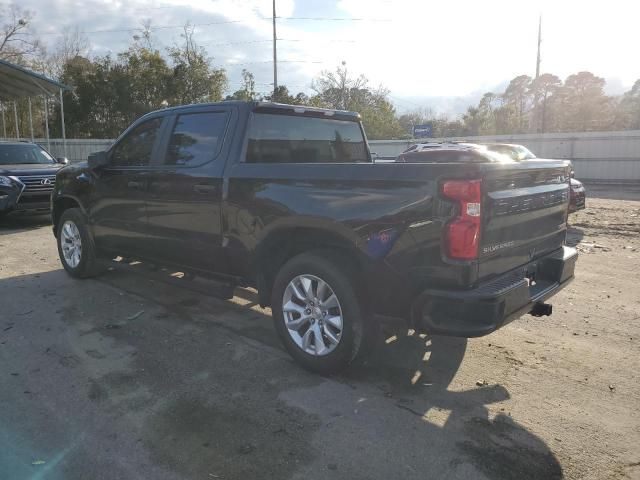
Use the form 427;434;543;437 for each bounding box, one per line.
0;58;71;156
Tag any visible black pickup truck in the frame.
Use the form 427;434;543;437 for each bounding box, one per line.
52;101;577;373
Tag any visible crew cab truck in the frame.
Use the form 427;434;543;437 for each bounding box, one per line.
52;101;577;373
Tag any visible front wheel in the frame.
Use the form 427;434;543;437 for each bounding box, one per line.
271;252;372;374
56;208;104;278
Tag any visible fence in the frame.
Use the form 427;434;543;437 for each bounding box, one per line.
4;130;638;183
37;138;113;164
370;130;640;183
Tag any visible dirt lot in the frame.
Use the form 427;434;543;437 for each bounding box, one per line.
1;186;639;480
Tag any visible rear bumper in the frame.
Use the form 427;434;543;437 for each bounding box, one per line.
412;246;577;337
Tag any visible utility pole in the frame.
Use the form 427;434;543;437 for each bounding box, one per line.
272;0;278;97
533;14;542;133
535;15;542;78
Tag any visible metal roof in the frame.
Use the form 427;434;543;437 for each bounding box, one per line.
0;58;70;101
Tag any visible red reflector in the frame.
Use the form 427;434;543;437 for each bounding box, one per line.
441;179;482;260
446;220;480;259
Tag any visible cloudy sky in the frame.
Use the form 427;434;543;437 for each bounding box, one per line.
24;0;640;114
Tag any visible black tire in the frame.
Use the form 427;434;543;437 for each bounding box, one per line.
271;251;373;374
56;208;104;278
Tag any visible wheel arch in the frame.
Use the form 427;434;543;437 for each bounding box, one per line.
251;226;368;308
52;196;85;236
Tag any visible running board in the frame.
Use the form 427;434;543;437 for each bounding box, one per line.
102;257;236;300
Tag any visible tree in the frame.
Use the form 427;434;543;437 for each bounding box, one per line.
312;63;403;139
615;79;640;130
559;71;613;131
462;106;484;136
398;107;436;136
264;85;308;105
226;69;258;101
502;75;532;133
0;4;40;63
34;27;90;80
133;19;155;51
117;46;173;119
167;24;226;104
311;61;367;110
529;73;562;133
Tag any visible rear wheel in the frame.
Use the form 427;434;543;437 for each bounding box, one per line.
271;252;372;374
56;208;104;278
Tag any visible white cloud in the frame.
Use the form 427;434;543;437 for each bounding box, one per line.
22;0;640;111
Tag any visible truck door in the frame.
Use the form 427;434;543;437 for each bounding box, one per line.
90;116;165;256
143;106;234;273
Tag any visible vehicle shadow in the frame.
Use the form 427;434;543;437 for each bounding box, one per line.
0;266;564;480
232;288;564;479
566;224;585;247
0;213;51;236
335;325;562;479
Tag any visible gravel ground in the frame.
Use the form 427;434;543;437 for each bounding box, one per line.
0;186;639;480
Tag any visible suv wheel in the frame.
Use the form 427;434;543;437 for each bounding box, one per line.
56;208;104;278
271;252;371;374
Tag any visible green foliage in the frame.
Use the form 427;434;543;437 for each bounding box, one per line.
52;38;228;138
167;26;226;105
616;79;640;130
264;85;309;105
225;69;258;101
311;63;404;140
454;71;632;136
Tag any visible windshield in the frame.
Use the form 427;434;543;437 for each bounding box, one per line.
0;144;56;165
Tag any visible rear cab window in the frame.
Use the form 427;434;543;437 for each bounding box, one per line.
246;113;369;164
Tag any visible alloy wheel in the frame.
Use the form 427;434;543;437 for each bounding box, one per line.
282;274;344;356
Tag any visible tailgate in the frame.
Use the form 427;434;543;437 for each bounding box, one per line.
479;161;571;281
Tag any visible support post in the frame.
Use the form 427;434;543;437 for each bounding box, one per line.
59;89;67;158
1;102;6;139
28;97;34;141
272;0;278;96
44;96;51;151
13;101;20;139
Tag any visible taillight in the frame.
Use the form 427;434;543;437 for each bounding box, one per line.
441;179;482;260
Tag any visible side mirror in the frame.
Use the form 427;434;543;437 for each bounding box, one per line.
57;157;69;165
88;151;109;169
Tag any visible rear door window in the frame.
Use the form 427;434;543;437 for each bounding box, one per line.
246;113;369;163
165;112;229;167
111;117;162;167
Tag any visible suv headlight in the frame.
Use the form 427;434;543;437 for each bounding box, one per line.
0;175;13;187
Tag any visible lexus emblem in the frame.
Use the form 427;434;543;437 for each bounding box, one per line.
41;178;52;185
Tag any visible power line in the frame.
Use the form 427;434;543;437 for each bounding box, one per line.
38;15;390;36
278;38;357;43
276;16;389;22
38;19;247;36
200;38;356;48
201;39;271;47
223;60;323;66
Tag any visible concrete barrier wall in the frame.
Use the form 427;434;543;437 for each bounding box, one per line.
370;130;640;183
11;130;639;183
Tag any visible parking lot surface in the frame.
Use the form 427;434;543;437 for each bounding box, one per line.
1;186;639;480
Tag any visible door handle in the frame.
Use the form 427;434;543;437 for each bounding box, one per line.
127;180;145;190
193;184;217;194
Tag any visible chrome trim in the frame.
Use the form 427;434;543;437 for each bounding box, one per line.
8;176;25;204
